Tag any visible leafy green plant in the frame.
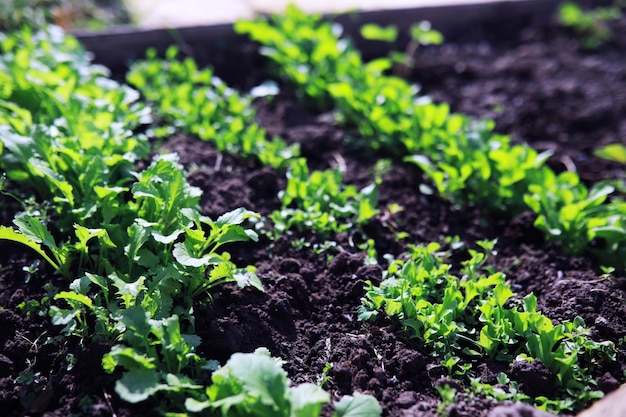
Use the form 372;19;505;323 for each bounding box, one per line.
238;4;626;271
360;20;443;78
235;4;365;111
270;158;379;236
359;241;614;412
558;1;623;49
405;118;553;213
523;170;626;270
0;24;150;237
127;46;298;169
186;348;382;417
435;384;457;417
0;24;382;416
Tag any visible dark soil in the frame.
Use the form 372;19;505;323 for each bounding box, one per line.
1;6;626;417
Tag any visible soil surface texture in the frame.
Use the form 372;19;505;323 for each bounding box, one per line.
1;6;625;417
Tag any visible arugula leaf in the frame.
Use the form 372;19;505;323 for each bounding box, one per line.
360;241;615;410
0;225;60;271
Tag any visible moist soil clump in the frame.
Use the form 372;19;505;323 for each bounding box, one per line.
1;8;625;417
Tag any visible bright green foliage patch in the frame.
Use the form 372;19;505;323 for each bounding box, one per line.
595;143;626;164
359;241;614;412
235;6;554;212
558;1;623;49
127;46;298;169
235;4;364;112
0;25;381;416
524;171;626;269
237;5;626;271
0;26;149;224
270;158;379;236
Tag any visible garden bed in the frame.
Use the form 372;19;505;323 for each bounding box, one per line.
1;2;625;417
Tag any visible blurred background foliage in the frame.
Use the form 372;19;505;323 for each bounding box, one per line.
0;0;131;32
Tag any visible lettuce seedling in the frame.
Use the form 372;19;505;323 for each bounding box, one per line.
127;46;298;169
360;20;443;78
359;240;614;412
185;348;381;417
238;5;626;270
523;170;626;270
235;4;365;112
270;158;379;236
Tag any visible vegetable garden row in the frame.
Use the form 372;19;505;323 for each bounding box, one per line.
0;3;624;416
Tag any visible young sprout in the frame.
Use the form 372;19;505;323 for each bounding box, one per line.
360;20;443;78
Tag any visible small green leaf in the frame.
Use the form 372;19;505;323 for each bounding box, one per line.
0;225;60;271
152;229;184;244
494;283;514;307
289;383;330;417
409;21;444;46
332;392;382;417
360;24;398;42
173;242;211;267
216;207;259;226
55;291;93;308
185;397;212;412
104;345;157;373
594;143;626;164
115;368;164;403
226;351;289;410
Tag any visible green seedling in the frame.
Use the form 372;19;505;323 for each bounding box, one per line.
236;4;366;111
361;20;443;78
128;46;298;169
359;240;614;412
595;143;626;164
270;158;379;236
185;348;381;417
239;4;626;270
0;24;382;416
558;1;623;49
523;170;626;270
436;384;457;417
